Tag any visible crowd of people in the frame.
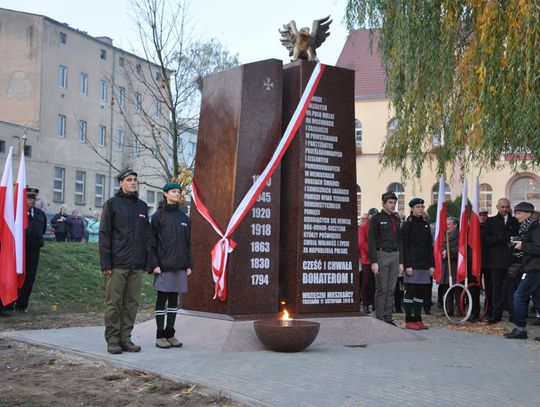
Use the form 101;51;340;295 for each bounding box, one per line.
51;207;101;243
358;193;540;341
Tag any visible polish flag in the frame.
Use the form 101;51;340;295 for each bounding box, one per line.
14;151;27;287
433;176;447;283
457;179;468;283
0;147;18;305
468;177;481;279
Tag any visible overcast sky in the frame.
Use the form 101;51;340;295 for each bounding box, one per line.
1;0;350;65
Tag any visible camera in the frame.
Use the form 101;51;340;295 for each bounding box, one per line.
509;236;521;249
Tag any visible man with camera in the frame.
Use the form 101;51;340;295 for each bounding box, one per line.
504;202;540;340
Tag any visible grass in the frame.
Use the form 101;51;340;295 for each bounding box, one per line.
30;241;156;313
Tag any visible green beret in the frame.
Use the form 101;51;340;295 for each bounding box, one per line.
409;197;425;207
162;182;182;192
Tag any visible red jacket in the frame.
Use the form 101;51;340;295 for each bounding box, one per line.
358;221;370;265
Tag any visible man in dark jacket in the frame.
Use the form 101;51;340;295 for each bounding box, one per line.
51;205;68;242
485;198;519;323
99;168;152;354
12;187;47;312
504;202;540;340
368;192;403;325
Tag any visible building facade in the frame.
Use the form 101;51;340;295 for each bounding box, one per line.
337;29;540;218
0;8;196;216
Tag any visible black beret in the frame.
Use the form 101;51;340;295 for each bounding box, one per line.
409;197;425;207
117;167;138;181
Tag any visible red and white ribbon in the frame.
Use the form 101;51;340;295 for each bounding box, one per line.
192;62;326;301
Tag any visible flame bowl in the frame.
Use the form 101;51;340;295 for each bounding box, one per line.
253;319;320;352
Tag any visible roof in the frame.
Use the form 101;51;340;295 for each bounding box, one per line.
336;29;386;99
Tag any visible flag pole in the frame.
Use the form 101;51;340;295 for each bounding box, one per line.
446;229;453;287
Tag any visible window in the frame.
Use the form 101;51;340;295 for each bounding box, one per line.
133;137;141;155
155;71;161;81
136;64;142;74
147;190;156;213
188;141;196;157
99;80;107;102
355;119;362;151
387;182;405;214
79;120;87;142
100;49;107;60
53;167;65;202
114;178;120;194
99;126;106;147
80;73;88;95
95;174;105;207
58;65;68;89
24;145;31;158
118;87;125;107
0;140;5;153
432;182;451;205
432;129;445;148
154;100;161;118
119;56;125;67
57;115;66;137
479;183;493;212
356;184;362;219
387;118;398;138
135;92;142;113
75;170;86;205
116;129;124;151
59;32;67;44
509;176;540;210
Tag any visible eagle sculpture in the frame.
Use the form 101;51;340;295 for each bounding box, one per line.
279;16;332;62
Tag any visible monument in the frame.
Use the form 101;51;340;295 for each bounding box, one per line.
184;18;359;318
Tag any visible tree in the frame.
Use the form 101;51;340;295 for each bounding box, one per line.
345;1;540;178
86;0;239;197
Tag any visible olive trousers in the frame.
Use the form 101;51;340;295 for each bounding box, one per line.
104;268;143;345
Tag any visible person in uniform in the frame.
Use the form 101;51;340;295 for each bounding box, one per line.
99;168;153;354
401;198;434;330
368;192;403;325
358;207;378;313
13;187;47;312
149;182;192;349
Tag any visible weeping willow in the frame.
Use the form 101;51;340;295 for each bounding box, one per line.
346;0;540;178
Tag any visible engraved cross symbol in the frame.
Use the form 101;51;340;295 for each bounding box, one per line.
263;78;274;91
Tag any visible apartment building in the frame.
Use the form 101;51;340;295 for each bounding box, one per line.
0;7;195;216
336;29;540;217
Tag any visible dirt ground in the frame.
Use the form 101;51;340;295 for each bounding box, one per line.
0;311;245;407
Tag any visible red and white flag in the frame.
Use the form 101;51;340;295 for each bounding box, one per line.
457;179;468;283
14;151;27;287
433;175;447;283
0;147;18;305
468;176;481;280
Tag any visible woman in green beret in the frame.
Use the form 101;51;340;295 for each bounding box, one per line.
150;182;192;349
401;198;435;330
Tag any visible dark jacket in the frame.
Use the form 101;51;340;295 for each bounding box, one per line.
66;216;86;239
442;228;459;284
150;204;192;272
26;207;47;250
368;210;401;263
51;212;68;234
484;214;519;269
521;220;540;273
401;215;435;269
99;190;152;271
